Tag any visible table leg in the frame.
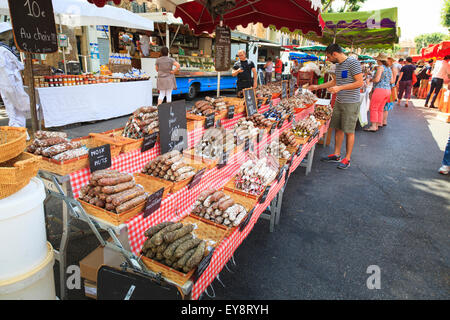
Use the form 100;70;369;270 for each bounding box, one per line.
305;145;316;176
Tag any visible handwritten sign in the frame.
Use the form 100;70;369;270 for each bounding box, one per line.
158;101;188;154
296;145;303;156
188;168;206;190
277;118;284;129
215;26;231;72
243;88;257;116
244;138;250;152
282;81;288;99
8;0;57;54
227;105;235;119
141;132;158;153
205;113;215;129
239;208;254;231
259;187;270;204
290;79;296;97
217;151;229;169
89;144;111;173
143;188;165;219
269;122;277;135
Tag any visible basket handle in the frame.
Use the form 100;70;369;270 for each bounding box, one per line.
14;155;42;168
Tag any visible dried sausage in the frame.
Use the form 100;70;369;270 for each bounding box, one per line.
144;222;174;238
163;224;194;243
115;193;148;214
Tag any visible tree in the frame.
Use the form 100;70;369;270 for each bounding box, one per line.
442;0;450;29
415;33;450;54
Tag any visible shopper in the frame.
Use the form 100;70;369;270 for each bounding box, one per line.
155;47;180;106
393;58;403;85
397;57;416;107
274;56;283;81
424;55;450;108
364;53;393;132
382;57;398;126
291;60;300;81
232;49;257;96
439;133;450;175
0;23;30;134
264;57;273;84
413;59;432;97
308;44;364;169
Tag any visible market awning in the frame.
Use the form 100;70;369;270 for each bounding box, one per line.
172;0;324;36
289;51;318;62
295;44;348;54
421;41;450;60
0;0;154;30
138;11;183;25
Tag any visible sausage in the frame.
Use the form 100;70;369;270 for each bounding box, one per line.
105;203;116;212
184;241;206;272
218;198;235;211
149;223;183;247
91;169;120;181
107;186;144;205
165;154;183;165
171;161;185;171
97;174;133;186
155;242;170;254
35;137;68;148
163;234;193;259
163;224;195;243
198;189;216;202
115;193;148;214
210;191;226;203
176;171;195;181
174;248;197;270
102;181;135;194
144;222;174;238
52;147;88;161
35;130;68;140
174;238;202;259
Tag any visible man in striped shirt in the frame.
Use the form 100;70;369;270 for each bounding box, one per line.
308;44;363;169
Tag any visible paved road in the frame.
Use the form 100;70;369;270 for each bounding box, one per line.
36;98;450;299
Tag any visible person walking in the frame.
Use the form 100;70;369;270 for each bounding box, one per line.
397;57;416;107
439;133;450;175
274;56;283;81
264;57;273;84
382;57;398;126
424;55;450;108
232;49;257;96
413;59;433;97
364;53;394;132
155;47;180;106
308;44;364;170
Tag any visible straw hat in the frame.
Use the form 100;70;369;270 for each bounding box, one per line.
374;53;388;62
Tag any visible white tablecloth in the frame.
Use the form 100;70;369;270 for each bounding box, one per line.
37;80;153;128
359;86;371;127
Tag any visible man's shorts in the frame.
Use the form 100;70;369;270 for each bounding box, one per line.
330;101;361;134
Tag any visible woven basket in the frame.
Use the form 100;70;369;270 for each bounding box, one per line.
223;177;263;200
183;148;219;170
90;130;144;154
38;136;121;176
141;215;228;286
0;127;27;163
133;173;170;199
0;153;41;200
294;136;309;145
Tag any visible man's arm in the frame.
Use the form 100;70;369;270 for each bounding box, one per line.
307;78;336;92
328;73;364;94
252;67;257;89
232;67;242;77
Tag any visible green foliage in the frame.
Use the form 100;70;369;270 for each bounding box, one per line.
321;0;365;13
442;0;450;28
414;32;450;54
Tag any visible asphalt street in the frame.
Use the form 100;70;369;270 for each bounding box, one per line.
5;96;448;300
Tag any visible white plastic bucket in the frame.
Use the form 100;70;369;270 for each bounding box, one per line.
0;242;56;300
0;177;47;280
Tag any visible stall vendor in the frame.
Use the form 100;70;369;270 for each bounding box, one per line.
0;23;30;134
232;50;257;97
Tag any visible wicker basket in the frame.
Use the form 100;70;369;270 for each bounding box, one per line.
223;177;265;200
0;152;41;200
90;130;144;154
133;173;170;199
79;198;146;226
0;127;27;163
294;136;309;145
183;148;219;170
38;136;121;176
141;215;228;286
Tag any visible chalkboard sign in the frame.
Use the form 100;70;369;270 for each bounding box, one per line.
141;132;158;153
290;79;296;97
158;101;188;154
194;248;215;282
259;186;270;204
215;26;231;72
281;81;288;99
89;144;112;173
257;99;263;110
217;151;229;169
239;208;254;232
188;168;206;190
244;138;250;152
257;129;264;144
276;165;288;183
205;113;215;129
288;114;293;123
243;88;257;117
269;122;277;135
296;145;303;156
143;188;165;219
227;105;235;119
277;118;284;129
8;0;58;54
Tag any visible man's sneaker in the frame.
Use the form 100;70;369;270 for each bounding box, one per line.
337;158;351;170
321;154;341;162
439;165;450;175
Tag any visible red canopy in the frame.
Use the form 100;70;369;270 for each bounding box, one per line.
173;0;324;35
421;41;450;60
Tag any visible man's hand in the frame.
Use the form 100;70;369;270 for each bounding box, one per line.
327;86;341;94
308;85;319;91
238;68;244;73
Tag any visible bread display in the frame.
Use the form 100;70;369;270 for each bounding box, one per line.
78;169;148;214
122;106;159;139
141;150;196;182
191;188;248;227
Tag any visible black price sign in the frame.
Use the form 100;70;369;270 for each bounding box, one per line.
269;122;277;135
217;151;229;169
259;186;270;204
257;129;264;144
205;113;215;129
158;100;188;154
8;0;58;54
296;145;303;156
143;188;165;219
276;165;288;183
89;144;112;173
141;132;158;153
290;79;296;97
257;99;263;110
239;208;254;232
313;128;320;139
277;118;284;129
244;88;257;117
227;105;235;119
194;248;215;282
244;138;250;152
188;168;206;190
288;114;293;123
215;26;231;72
282;81;288;99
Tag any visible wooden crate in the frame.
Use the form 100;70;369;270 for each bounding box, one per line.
140;215;228;286
38;136;121;176
133;172;171;199
223;176;263;200
79;198;146;226
183;148;218;170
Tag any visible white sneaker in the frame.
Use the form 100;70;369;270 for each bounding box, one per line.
439;165;450;175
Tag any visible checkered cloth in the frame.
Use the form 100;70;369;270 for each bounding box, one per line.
65;100;321;299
